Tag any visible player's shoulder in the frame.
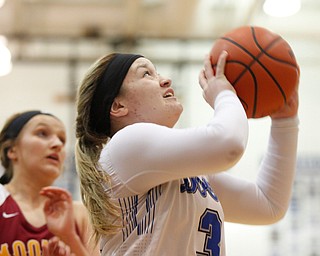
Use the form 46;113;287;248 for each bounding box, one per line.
0;184;10;206
72;200;90;223
72;200;87;212
72;200;92;237
113;122;166;140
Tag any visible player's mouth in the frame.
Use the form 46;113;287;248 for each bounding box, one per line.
47;153;60;164
163;88;175;98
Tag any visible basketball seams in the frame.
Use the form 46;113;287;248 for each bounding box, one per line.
212;37;262;117
251;27;297;68
220;36;286;117
220;37;256;62
221;32;287;107
210;26;299;118
225;60;258;117
251;28;291;104
211;57;259;117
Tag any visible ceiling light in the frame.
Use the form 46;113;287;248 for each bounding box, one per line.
263;0;301;17
0;0;5;8
0;36;12;77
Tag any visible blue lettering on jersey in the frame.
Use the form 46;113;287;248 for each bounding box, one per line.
180;177;219;202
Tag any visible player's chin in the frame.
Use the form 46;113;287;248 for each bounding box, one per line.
170;106;184;124
169;101;183;115
165;96;182;105
45;166;63;178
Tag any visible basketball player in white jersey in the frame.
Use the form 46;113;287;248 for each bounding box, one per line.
68;51;298;255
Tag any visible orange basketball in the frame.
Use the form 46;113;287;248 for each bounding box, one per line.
210;26;299;118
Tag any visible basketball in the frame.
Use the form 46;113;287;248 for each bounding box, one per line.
210;26;300;118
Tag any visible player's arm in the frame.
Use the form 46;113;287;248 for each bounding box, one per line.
73;201;100;256
209;89;299;224
42;236;75;256
102;89;248;195
40;187;99;256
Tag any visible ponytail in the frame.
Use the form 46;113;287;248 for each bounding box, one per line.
75;53;121;242
75;138;121;242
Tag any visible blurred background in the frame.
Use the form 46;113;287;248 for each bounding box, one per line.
0;0;319;255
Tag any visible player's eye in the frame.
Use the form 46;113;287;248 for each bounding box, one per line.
58;135;66;145
36;130;47;138
143;70;151;77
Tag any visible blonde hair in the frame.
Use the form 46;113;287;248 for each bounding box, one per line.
75;53;121;242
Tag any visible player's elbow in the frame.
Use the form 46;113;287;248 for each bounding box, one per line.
261;204;289;225
270;206;289;223
222;127;248;165
224;136;246;165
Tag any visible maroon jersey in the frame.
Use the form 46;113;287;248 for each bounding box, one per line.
0;185;53;256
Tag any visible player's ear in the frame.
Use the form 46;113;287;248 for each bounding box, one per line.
7;146;18;161
110;98;128;117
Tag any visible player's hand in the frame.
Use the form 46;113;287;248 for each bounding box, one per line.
270;86;299;119
42;236;75;256
199;51;236;108
40;186;76;242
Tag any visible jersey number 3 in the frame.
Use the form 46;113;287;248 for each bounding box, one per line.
197;208;222;256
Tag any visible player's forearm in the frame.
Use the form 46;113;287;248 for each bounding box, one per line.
62;235;90;256
256;115;299;221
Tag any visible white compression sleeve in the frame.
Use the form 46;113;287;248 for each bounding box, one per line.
100;90;248;195
210;116;299;224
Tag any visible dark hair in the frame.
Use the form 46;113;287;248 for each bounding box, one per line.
89;53;143;136
0;110;54;184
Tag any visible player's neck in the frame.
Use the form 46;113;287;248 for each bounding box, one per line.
5;180;45;205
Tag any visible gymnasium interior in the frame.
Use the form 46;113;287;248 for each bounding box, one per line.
0;0;319;255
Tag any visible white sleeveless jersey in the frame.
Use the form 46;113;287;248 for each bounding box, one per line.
98;90;299;255
101;177;225;255
99;91;247;256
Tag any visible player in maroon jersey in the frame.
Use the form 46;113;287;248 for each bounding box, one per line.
0;110;99;256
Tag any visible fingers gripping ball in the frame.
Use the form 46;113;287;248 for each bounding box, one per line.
210;26;300;118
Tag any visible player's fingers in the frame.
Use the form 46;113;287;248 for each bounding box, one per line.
41;186;72;197
198;69;207;90
40;188;72;203
59;240;74;256
42;237;60;255
215;51;228;77
64;245;72;256
203;54;213;79
270;90;298;119
42;243;49;256
42;199;52;215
